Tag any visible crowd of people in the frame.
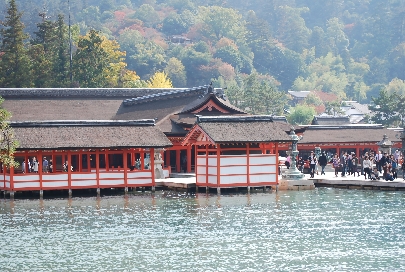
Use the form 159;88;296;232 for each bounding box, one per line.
21;157;71;173
330;149;404;181
286;149;404;182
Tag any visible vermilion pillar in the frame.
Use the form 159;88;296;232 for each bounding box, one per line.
176;150;181;173
187;145;192;173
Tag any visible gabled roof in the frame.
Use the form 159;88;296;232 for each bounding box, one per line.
182;116;291;145
288;91;311;98
180;92;246;114
11;120;172;150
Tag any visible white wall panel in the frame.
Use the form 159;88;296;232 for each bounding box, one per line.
250;174;277;183
197;157;206;165
127;179;152;185
220;175;247;184
13;182;40;189
208;157;217;166
42;174;68;181
196;175;206;184
220;166;247;175
208;176;217;184
99;179;125;186
249;155;276;165
127;172;151;179
100;172;124;179
220;156;247;166
43;181;69;187
71;180;97;187
5;182;10;188
197;166;206;174
71;173;97;180
207;167;217;175
13;175;38;181
249;165;277;174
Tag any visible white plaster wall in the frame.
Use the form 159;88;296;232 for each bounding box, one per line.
43;181;70;187
127;172;151;179
100;173;124;179
220;156;247;165
127;179;152;185
99;180;125;186
220;175;247;184
42;174;69;181
220;166;247;175
196;175;206;184
250;174;277;183
12;175;39;182
71;180;97;187
249;165;277;174
71;173;97;180
250;155;276;165
13;182;40;189
197;166;206;174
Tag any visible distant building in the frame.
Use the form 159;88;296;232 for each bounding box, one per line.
288;91;310;105
167;35;192;45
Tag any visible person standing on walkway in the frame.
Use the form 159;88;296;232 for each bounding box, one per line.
43;157;48;173
363;156;372;180
309;152;317;178
32;157;39;173
332;154;340;177
340;152;347;177
318;152;327;175
375;151;383;173
352;154;360;177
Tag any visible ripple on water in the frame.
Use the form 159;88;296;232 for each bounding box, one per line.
1;189;405;271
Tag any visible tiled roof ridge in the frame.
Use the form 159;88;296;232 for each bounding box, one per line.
10;119;156;127
0;88;186;98
123;85;208;106
197;115;274;123
306;124;384;129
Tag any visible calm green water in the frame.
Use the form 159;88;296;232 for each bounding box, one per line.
1;189;405;271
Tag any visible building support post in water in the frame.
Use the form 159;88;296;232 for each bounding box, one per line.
9;191;14;199
40;190;43;198
152;186;155;192
196;186;199;193
124;187;128;194
217;187;220;194
68;189;72;197
247;186;251;193
96;188;100;196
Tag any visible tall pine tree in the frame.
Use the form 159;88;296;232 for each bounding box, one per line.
0;0;31;87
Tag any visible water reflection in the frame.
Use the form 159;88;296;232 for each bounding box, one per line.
1;189;405;271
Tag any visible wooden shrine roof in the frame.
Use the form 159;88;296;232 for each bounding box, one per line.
183;116;292;145
0;87;207;133
300;125;401;144
11;120;172;150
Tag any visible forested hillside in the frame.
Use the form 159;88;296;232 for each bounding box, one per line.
1;0;405;119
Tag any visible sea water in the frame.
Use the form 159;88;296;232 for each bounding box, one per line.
1;188;405;271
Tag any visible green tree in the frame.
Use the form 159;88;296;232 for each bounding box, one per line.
164;57;186;87
287;104;316;125
72;30;126;87
369;89;403;127
0;97;19;168
0;0;32;87
276;6;310;53
197;6;247;43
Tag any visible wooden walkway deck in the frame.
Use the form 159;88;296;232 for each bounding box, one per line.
157;171;405;191
310;171;405;190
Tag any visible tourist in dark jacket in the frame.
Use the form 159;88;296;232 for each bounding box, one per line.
318;152;327;175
